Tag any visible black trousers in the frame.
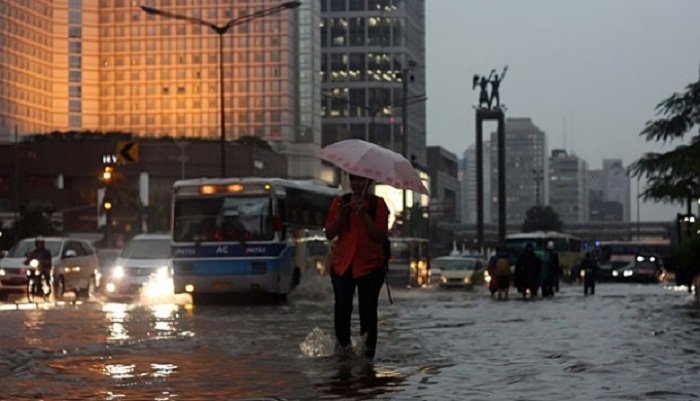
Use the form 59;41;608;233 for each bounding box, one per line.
330;266;386;352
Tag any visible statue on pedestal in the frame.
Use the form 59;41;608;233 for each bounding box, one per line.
473;66;508;110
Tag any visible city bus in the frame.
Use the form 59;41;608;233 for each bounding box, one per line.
504;231;584;278
386;237;430;288
170;177;337;302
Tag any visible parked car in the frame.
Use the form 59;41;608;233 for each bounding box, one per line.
0;237;101;300
103;233;173;299
431;255;485;289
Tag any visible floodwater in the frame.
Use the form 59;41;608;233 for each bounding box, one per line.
0;276;699;401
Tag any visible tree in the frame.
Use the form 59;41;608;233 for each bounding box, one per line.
522;206;563;232
235;135;273;151
629;80;700;204
0;205;61;250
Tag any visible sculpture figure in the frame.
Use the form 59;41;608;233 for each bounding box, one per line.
488;66;508;109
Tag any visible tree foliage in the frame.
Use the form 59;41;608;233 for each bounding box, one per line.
522;206;563;232
629;80;700;203
0;205;60;250
235;135;273;151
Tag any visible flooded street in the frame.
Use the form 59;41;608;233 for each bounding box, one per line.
1;278;699;400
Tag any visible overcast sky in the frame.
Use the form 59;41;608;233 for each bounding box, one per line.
425;0;700;221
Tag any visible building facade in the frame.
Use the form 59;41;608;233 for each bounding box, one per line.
426;146;459;223
490;117;547;226
549;149;588;223
460;141;491;224
0;1;319;178
587;159;630;222
319;0;427;178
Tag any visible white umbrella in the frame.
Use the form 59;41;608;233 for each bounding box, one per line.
316;139;429;195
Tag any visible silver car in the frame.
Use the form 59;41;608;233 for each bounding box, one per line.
0;237;101;300
103;234;173;299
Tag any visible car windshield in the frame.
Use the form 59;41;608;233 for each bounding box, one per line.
7;239;61;258
121;238;171;259
432;258;478;270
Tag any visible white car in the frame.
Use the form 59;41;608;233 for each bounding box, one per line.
104;234;173;299
0;237;101;300
432;255;485;289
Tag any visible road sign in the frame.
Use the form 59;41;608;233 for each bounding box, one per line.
117;141;139;163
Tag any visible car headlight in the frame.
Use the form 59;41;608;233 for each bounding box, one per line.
623;270;633;277
0;268;5;276
112;266;125;280
154;266;169;280
463;276;471;284
440;276;447;284
612;270;619;277
636;256;644;262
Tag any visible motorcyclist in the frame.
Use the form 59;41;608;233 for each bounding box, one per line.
24;237;53;288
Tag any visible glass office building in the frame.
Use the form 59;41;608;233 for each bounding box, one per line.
320;0;426;168
0;0;320;178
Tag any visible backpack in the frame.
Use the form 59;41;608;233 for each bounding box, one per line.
495;256;511;277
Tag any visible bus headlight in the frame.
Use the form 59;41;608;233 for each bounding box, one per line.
185;284;195;293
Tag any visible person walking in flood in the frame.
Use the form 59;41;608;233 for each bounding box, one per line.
541;241;559;297
515;243;541;300
488;246;512;301
324;174;389;359
581;251;599;296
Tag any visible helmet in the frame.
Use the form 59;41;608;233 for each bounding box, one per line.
35;236;45;243
546;241;555;250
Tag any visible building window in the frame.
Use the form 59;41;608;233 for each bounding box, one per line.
68;26;82;38
69;115;81;127
69;42;82;54
69;86;81;98
69;10;82;24
69;56;81;69
69;71;81;82
69;100;81;113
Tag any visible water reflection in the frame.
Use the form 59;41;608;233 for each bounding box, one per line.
317;360;407;399
103;302;130;342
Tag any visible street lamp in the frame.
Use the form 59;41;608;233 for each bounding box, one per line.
140;1;301;178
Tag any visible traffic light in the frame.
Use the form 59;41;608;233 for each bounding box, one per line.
102;165;114;184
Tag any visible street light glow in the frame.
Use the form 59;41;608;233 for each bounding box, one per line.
140;1;301;177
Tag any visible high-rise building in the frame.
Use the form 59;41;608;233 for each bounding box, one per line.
549;149;588;223
0;1;319;178
460;141;491;224
426;146;459;222
588;159;630;222
320;0;427;177
602;159;631;222
490;117;547;225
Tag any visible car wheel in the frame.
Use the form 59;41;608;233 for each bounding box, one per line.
54;276;66;299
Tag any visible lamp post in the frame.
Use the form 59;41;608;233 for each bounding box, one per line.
141;1;301;178
532;168;544;206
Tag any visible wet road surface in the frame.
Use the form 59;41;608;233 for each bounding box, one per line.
0;277;698;400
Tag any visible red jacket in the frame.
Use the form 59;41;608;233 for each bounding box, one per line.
325;194;389;278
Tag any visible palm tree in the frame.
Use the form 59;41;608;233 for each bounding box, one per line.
629;80;700;206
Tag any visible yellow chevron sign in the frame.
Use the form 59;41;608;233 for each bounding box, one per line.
116;141;138;163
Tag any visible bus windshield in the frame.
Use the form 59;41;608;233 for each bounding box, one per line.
173;196;273;242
